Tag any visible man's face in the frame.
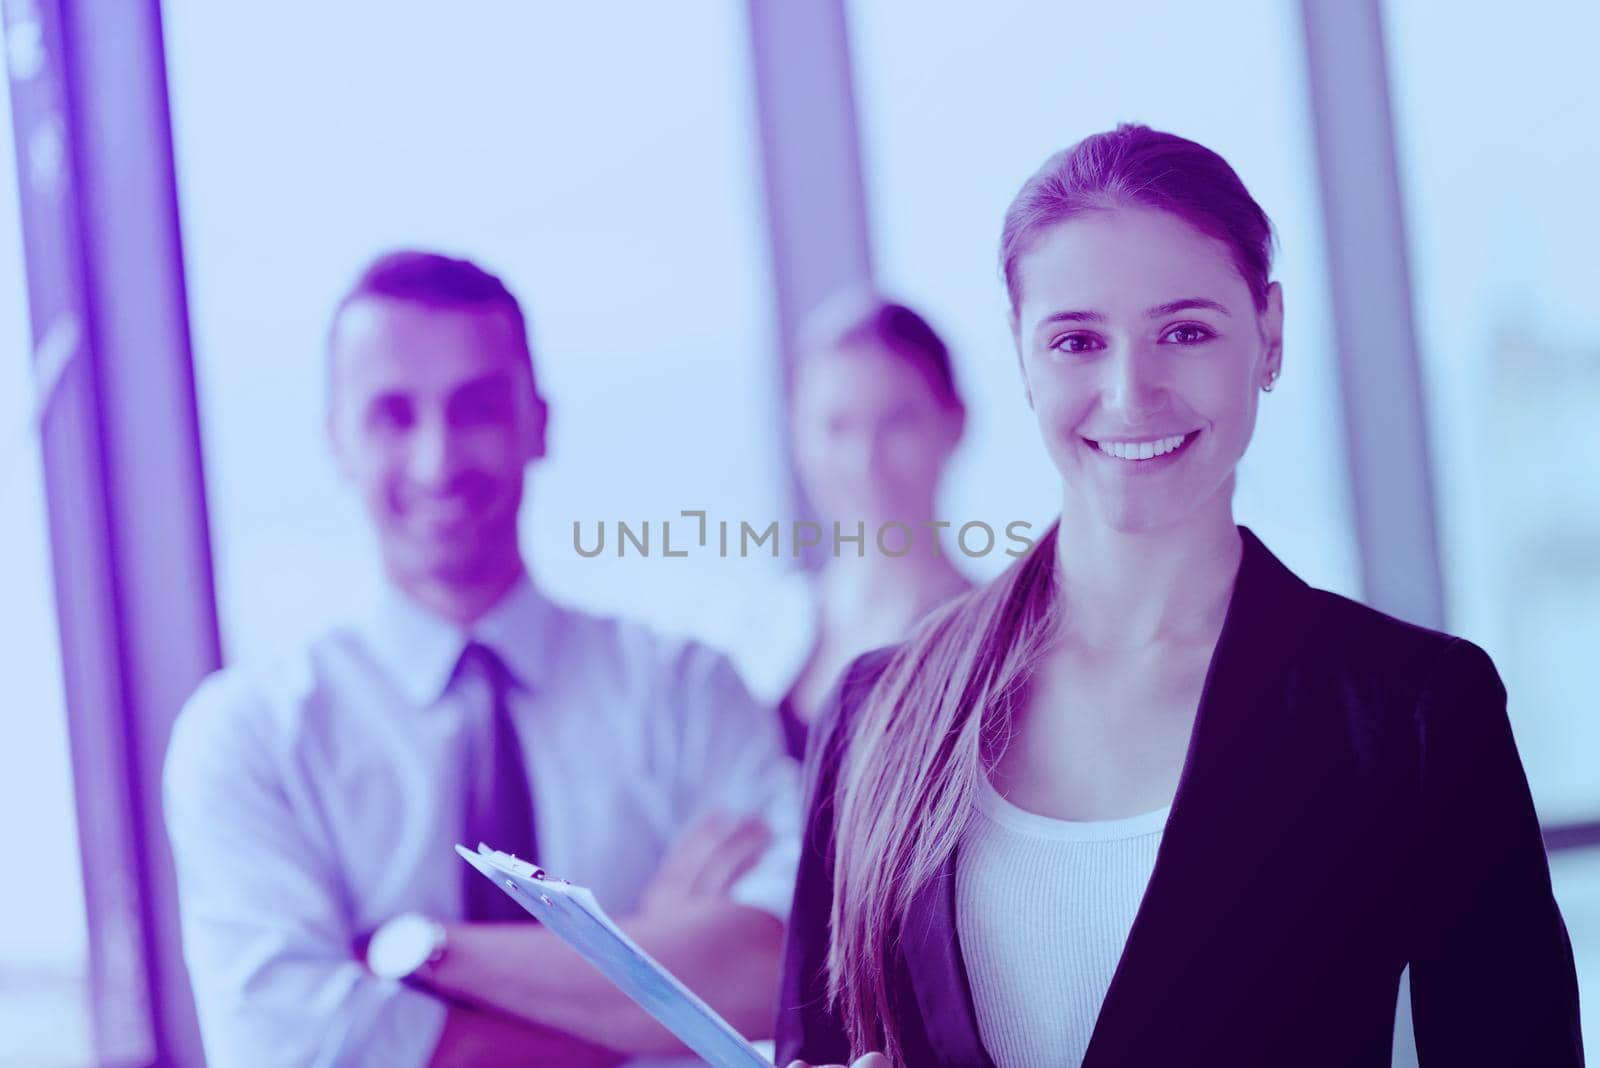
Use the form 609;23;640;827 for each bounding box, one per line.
327;297;546;592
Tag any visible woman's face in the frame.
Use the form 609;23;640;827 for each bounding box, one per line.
791;343;963;528
1012;206;1283;534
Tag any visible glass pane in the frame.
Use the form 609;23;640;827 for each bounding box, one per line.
162;0;784;662
0;50;94;1066
1386;4;1600;1043
845;0;1361;594
1384;1;1600;826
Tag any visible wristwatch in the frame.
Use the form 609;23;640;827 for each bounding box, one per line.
366;912;448;980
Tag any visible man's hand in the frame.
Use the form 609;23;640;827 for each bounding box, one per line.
784;1055;888;1068
413;807;784;1053
637;809;771;915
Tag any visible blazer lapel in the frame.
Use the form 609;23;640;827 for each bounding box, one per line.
896;526;1327;1067
901;854;999;1067
1081;525;1329;1065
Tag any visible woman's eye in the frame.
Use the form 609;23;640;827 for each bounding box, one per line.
1051;333;1103;354
1163;324;1214;345
368;396;414;432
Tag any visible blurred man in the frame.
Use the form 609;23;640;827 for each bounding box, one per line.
164;251;798;1067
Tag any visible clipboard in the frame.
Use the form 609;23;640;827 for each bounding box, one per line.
455;843;774;1068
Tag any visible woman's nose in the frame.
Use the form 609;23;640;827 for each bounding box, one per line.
1101;348;1168;421
832;426;875;477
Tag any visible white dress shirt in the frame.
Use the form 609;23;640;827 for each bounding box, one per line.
163;575;799;1068
955;775;1169;1068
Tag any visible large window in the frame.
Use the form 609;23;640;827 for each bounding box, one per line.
1385;0;1600;824
1385;0;1600;1036
844;0;1361;594
162;1;785;662
8;4;1591;1060
0;57;93;1066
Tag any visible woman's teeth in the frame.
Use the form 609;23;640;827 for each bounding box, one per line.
1090;432;1193;460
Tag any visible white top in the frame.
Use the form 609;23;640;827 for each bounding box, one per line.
955;776;1169;1068
163;575;799;1068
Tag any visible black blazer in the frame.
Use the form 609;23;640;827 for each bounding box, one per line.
775;527;1584;1067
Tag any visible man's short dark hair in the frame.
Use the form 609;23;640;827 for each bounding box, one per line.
331;249;535;371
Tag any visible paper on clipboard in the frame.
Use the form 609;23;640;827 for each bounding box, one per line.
455;843;774;1068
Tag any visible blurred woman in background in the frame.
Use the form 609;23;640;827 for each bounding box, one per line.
733;295;972;759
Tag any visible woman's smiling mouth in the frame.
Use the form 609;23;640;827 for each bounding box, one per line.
1081;429;1201;470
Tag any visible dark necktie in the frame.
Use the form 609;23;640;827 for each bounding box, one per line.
453;641;539;923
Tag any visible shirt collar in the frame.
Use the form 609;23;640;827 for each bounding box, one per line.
361;572;558;707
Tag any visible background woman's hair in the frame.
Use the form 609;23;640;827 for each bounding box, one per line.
825;123;1274;1063
999;122;1277;320
799;290;963;409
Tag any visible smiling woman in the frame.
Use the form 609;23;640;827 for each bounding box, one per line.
1012;205;1281;537
775;125;1584;1068
843;0;1359;599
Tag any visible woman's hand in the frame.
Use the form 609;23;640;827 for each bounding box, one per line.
783;1056;888;1068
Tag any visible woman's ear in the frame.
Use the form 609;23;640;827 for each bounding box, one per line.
939;401;968;456
1262;281;1285;380
954;401;968;439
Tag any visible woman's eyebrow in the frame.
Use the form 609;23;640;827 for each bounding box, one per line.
1032;297;1232;335
1033;308;1105;334
1146;297;1230;317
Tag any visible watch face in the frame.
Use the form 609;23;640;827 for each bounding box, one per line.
367;913;438;979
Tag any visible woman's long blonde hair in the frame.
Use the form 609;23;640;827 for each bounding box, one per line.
824;123;1277;1062
828;521;1059;1061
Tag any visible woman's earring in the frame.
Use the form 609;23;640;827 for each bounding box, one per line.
1262;371;1278;393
